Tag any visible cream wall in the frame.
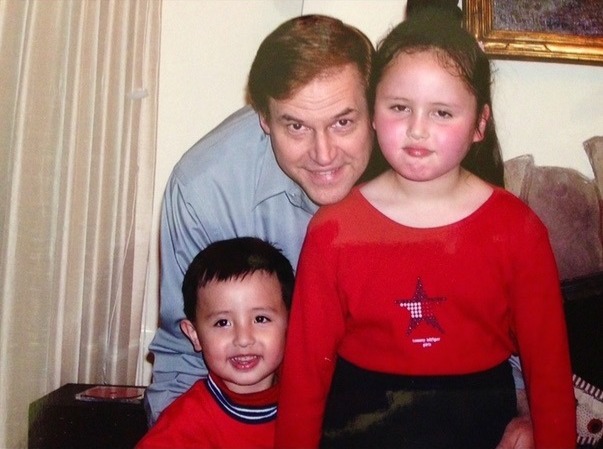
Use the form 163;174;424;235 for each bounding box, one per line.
140;0;603;383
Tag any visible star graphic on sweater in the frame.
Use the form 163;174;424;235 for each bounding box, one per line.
396;277;446;335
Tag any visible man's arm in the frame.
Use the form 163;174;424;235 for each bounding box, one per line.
144;174;210;425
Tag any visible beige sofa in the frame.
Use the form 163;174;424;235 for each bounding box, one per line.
504;136;603;448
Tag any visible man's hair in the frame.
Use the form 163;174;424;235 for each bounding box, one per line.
247;14;374;117
182;237;295;321
370;8;504;187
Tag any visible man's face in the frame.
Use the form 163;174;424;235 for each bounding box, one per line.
259;64;373;206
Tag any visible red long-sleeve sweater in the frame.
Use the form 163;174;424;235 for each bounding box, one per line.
275;187;575;449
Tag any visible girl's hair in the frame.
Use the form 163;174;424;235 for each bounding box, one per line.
370;8;504;187
182;237;295;321
247;15;374;118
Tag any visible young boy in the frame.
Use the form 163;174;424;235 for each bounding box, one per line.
136;237;294;449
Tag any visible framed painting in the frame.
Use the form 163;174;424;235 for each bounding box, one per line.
463;0;603;64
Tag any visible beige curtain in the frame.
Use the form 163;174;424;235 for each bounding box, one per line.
0;0;161;447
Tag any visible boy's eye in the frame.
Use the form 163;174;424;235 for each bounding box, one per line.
214;319;229;327
254;315;271;324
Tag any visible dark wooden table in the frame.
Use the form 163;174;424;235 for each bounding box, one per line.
29;383;148;449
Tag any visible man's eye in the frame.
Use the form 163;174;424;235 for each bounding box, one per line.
254;315;271;324
334;119;351;128
214;319;229;327
288;123;304;132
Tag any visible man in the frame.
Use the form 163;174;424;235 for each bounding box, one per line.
145;14;374;425
145;14;534;448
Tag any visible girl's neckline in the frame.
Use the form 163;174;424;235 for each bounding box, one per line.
354;185;500;231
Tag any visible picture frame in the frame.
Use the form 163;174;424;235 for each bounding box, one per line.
463;0;603;65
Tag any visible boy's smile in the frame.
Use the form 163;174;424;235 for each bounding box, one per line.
181;271;288;395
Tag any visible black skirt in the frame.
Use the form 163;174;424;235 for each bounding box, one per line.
320;358;517;449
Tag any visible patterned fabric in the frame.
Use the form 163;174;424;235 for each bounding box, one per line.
320;358;516;449
575;374;603;446
207;375;277;424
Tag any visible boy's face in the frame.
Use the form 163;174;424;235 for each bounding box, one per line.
180;271;288;395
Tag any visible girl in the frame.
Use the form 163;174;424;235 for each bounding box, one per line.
275;9;576;449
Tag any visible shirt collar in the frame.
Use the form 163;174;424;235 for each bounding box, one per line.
254;135;319;215
206;373;278;424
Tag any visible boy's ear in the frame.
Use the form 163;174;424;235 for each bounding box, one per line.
473;104;490;142
180;319;202;352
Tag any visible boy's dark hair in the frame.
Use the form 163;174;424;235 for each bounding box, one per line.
370;8;504;187
182;237;295;321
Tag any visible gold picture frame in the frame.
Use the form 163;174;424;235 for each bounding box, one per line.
463;0;603;65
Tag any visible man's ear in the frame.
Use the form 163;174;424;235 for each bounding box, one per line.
259;113;271;135
180;320;202;352
473;104;490;142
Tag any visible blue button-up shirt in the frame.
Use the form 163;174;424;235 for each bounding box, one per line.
145;106;317;423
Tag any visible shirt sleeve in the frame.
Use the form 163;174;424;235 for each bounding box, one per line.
509;216;576;448
144;172;211;424
275;217;346;449
144;107;311;426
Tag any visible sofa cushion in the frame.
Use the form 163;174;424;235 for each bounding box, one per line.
505;154;603;281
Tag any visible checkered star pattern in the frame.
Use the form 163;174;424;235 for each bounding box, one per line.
396;277;446;335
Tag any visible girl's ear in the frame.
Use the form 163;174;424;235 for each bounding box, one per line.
473;104;490;142
180;319;202;352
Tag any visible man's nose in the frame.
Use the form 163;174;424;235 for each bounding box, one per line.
311;131;337;165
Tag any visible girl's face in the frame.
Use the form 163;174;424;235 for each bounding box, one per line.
372;50;489;185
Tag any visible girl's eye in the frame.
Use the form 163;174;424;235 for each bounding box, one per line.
391;104;409;113
214;319;229;327
435;110;452;119
254;315;271;324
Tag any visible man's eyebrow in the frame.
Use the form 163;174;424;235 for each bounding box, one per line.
279;114;303;123
333;107;357;119
279;108;358;123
